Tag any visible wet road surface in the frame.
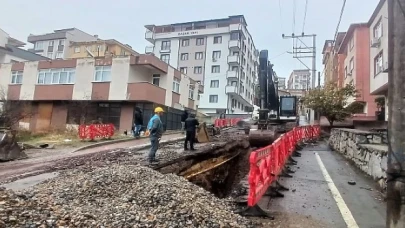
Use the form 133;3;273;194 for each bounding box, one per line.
259;141;386;228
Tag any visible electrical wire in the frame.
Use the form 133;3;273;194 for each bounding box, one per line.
302;0;308;33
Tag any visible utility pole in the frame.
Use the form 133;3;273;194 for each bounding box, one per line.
387;0;405;227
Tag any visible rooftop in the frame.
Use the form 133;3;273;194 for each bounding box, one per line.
0;44;50;61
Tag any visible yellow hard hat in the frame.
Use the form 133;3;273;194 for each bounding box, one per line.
154;107;164;113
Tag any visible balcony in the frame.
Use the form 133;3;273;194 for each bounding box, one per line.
130;55;168;73
226;70;239;79
225;85;238;94
229;23;242;32
227;55;240;64
145;46;154;54
127;82;166;104
145;30;155;43
228;40;241;51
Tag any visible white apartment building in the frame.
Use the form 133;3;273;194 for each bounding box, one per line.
277;77;286;90
27;28;98;59
287;69;311;90
369;0;388;121
144;15;259;115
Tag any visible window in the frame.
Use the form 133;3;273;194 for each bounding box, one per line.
344;66;348;78
182;39;190;47
56;52;63;59
374;52;383;75
349;37;354;50
160;54;170;64
210;80;219;88
231;32;239;40
152;74;160;86
231;81;237;86
196;38;204;46
233;51;239;56
37;68;75;84
172;78;180;93
209;95;218;103
211;65;220;73
161;40;171;50
74;47;81;53
94;66;111;82
195;52;203;60
48;41;54;47
180;67;187;74
373;19;383;39
180;53;189;61
189;86;194;99
194;66;202;74
349;57;354;72
212;51;221;60
35;41;43;50
11;71;23;84
213;36;222;44
231;66;238;71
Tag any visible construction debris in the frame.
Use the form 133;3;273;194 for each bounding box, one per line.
0;131;26;162
0;165;255;227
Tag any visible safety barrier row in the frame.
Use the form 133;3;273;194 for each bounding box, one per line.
247;125;320;208
214;118;242;128
78;124;115;140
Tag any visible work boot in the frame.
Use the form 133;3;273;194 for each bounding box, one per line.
148;158;160;165
190;148;196;151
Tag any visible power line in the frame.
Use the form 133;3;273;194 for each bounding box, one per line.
302;0;309;33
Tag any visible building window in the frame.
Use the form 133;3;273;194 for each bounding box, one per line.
160;54;170;64
213;36;222;44
11;71;23;84
194;66;202;74
182;39;190;47
94;66;111;82
344;66;348;78
161;40;171;50
195;52;203;60
34;41;43;50
180;53;189;61
349;57;354;73
152;74;160;86
212;51;221;60
172;78;180;93
210;80;219;88
56;52;63;59
196;38;204;46
74;47;81;53
189;86;194;99
231;81;237;86
209;95;218;103
211;65;220;73
180;67;187;74
374;52;383;76
349;37;354;50
231;32;240;40
231;66;238;71
373;19;383;39
37;68;75;84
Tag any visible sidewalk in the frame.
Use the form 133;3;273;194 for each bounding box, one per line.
0;133;185;182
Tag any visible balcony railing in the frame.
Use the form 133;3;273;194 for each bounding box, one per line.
228;40;241;50
145;46;154;54
225;85;238;94
227;55;240;64
145;30;155;43
226;71;239;79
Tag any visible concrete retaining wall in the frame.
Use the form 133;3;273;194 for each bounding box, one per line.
329;128;388;191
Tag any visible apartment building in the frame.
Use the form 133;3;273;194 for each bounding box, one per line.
144;15;258;115
337;23;377;118
0;55;202;132
368;0;388;121
322;32;346;87
27;28;98;59
277;77;286;90
0;29;48;63
287;69;311;90
68;39;138;59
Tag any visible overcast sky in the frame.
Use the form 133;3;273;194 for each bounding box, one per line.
1;0;379;84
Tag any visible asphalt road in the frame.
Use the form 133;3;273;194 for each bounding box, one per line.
259;141;386;228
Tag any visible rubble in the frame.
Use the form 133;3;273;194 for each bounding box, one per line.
0;164;255;227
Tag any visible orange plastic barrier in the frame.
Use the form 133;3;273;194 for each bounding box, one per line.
247;125;320;207
214;118;242;128
78;123;115;140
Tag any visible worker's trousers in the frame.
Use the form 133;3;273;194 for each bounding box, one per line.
184;131;195;150
148;136;160;161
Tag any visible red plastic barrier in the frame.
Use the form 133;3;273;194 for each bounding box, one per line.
78;123;115;140
214;118;243;128
247;125;321;207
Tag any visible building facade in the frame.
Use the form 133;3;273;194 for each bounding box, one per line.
322;32;346;87
338;23;377;118
144;15;258;115
27;28;98;59
0;28;49;63
368;0;388;121
0;55;202;132
67;39;138;59
287;69;311;90
277;77;286;90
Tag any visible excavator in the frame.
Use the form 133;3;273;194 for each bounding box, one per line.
248;50;299;147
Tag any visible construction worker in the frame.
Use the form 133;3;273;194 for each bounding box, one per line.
146;107;165;164
184;113;199;151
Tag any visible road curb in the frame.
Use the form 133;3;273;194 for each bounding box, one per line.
72;131;182;153
127;136;186;151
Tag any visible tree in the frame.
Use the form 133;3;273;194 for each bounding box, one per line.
0;87;33;129
302;81;358;126
387;0;405;227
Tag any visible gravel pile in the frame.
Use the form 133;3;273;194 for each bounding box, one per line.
1;165;254;227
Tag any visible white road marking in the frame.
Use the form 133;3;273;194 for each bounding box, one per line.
315;153;359;228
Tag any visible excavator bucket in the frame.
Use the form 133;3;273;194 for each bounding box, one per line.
0;131;26;162
249;129;276;148
196;122;210;143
